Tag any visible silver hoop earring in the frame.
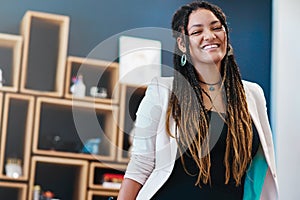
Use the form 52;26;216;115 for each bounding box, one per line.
181;54;187;66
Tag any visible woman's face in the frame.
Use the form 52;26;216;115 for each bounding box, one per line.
186;8;227;68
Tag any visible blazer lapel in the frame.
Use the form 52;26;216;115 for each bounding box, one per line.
245;87;270;164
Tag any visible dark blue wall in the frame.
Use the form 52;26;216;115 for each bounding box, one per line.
0;0;272;107
216;0;272;108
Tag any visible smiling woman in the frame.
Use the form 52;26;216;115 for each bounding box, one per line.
117;1;278;200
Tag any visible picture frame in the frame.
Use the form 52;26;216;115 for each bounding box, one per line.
119;35;161;86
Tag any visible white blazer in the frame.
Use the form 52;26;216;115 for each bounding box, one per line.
124;77;279;200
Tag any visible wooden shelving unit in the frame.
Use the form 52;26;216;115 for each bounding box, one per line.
65;56;120;104
0;9;152;200
20;10;69;97
0;182;27;200
89;162;126;190
0;93;35;181
29;156;89;200
117;84;146;162
32;97;119;162
0;33;22;92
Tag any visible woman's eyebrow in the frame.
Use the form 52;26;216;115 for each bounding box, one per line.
210;20;221;25
188;20;221;31
188;24;203;31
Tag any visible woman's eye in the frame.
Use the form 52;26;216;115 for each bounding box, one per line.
213;26;223;31
190;30;202;35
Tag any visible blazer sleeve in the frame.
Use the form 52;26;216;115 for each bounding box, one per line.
124;77;163;185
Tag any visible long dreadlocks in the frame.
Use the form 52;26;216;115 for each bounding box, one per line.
166;1;253;186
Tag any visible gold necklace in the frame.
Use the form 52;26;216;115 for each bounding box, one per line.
202;86;227;122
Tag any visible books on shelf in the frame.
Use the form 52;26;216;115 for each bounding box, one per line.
102;173;124;189
102;181;122;189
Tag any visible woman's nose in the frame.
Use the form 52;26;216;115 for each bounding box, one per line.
203;29;216;41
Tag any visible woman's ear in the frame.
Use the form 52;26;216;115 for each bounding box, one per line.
177;37;186;53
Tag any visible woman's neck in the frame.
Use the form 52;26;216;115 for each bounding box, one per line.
194;63;222;84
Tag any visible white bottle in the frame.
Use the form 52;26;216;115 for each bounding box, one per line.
33;185;41;200
73;75;86;98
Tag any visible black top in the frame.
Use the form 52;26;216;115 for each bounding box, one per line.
151;111;260;200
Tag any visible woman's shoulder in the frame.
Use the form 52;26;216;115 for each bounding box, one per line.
242;79;261;88
151;76;174;87
242;79;263;90
242;80;265;99
143;76;174;104
149;76;174;92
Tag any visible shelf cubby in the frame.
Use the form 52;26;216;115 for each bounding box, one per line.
29;156;88;200
117;84;146;162
65;56;119;104
0;182;27;200
20;10;69;97
89;162;126;190
0;33;22;92
32;97;119;161
87;190;119;200
0;93;34;181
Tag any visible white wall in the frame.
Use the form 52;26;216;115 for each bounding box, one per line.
272;0;300;199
